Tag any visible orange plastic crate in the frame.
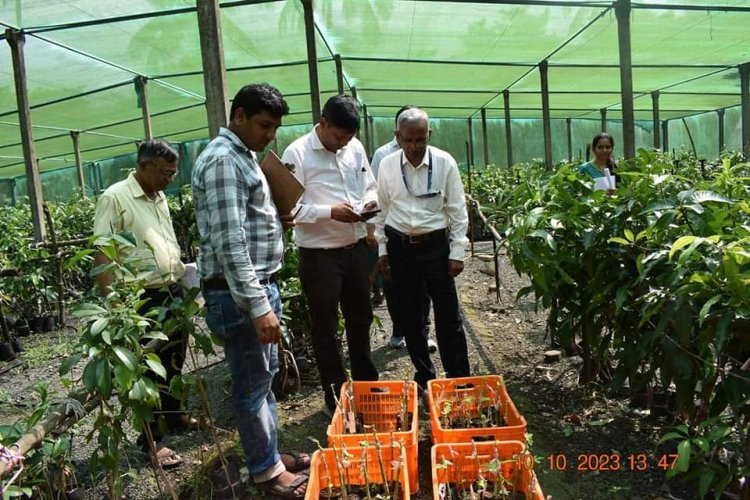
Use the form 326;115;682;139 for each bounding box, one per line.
326;381;420;493
306;444;410;500
428;376;527;444
431;441;544;500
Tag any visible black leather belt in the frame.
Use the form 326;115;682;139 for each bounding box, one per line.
385;225;447;244
201;274;277;290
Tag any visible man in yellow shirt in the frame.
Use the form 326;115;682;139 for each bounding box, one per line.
93;139;187;468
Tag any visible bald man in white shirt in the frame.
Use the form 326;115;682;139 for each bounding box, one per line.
373;107;470;390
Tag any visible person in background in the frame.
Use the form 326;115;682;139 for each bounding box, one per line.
193;83;309;499
282;94;379;415
370;105;437;353
579;132;618;179
93;139;189;468
373;107;471;391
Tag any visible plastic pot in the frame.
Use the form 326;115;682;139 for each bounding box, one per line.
0;342;16;361
14;318;30;337
11;336;23;353
29;316;44;334
42;315;56;333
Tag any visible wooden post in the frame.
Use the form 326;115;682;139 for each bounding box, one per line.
6;28;45;242
615;0;636;160
600;108;607;132
662;120;669;153
740;62;750;156
71;131;86;197
652;91;661;150
718;108;725;153
503;90;513;167
363;104;371;157
334;54;344;95
539;60;553;169
480;107;489;167
197;0;229;138
42;204;65;325
301;0;321;124
134;76;153;140
566;117;573;160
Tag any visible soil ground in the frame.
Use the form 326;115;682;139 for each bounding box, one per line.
0;241;696;499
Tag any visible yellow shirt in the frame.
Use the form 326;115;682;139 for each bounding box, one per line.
93;171;185;288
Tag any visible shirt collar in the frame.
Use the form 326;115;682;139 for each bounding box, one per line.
311;124;348;154
219;127;258;162
401;146;431;169
125;170;163;201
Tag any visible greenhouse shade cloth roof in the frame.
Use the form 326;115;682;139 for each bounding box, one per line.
2;0;750;176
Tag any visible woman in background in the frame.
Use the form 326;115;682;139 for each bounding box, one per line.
579;132;617;179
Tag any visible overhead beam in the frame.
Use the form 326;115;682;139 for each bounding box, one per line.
503;90;513;167
197;0;229;139
6;28;45;242
301;0;321;124
411;0;750;12
539;60;553;169
616;0;636;160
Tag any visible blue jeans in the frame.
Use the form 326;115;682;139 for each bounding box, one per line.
203;283;281;476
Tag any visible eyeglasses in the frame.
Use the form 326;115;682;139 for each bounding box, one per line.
148;161;178;179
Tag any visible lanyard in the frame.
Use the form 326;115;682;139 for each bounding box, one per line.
401;151;439;198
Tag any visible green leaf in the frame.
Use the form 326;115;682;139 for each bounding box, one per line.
145;355;167;381
114;364;133;389
59;353;82;376
129;379;146;401
669;236;698;260
608;237;631;246
624;228;634;242
101;329;112;345
82;359;99;392
72;303;107;317
698;295;723;325
692;190;733;204
529;229;556;250
675;440;691;473
90;317;109;336
112;345;139;372
698;469;715;498
96;358;112;397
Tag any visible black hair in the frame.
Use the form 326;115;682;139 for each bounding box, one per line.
230;83;289;120
592;132;614;149
395;104;415;124
137;139;178;164
321;95;360;132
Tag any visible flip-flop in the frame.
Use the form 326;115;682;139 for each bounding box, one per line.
280;451;310;472
256;472;307;500
153;446;184;469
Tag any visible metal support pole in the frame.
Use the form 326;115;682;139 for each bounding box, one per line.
301;0;321;124
6;28;45;242
662;120;669;153
740;62;750;156
616;0;636;160
135;76;153;140
503;90;513;167
71;131;86;197
466;141;474;258
334;54;344;95
566;118;573;160
480;107;489;167
467;118;475;167
652;90;661;150
718;108;725;153
363;104;371;157
539;60;553;169
197;0;229;139
600;108;607;132
351;87;360;139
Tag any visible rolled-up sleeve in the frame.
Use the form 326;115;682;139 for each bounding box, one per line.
203;157;271;318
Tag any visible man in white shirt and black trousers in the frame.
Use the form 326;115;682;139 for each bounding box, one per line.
373;107;471;390
282;95;379;414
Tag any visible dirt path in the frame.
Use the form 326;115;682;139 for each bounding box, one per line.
0;241;694;499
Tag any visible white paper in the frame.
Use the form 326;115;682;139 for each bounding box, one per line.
593;169;616;191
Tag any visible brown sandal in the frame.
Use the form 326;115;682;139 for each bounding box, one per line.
256;472;307;500
280;451;310;472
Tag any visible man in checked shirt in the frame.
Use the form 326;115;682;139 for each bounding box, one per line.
192;84;308;499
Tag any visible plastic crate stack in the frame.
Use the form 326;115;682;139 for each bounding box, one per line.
306;380;419;499
427;375;545;499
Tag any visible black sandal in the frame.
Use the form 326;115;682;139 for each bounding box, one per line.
280;451;311;472
256;473;307;500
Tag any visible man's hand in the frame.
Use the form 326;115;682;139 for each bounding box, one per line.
362;201;378;212
253;310;281;344
447;259;464;278
366;224;377;248
331;203;363;223
280;212;296;229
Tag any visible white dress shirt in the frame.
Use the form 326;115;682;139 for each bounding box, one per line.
370;138;400;179
282;126;377;249
374;145;469;261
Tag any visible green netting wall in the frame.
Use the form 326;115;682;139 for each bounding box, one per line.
1;104;743;206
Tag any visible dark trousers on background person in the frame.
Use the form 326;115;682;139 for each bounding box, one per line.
384;277;430;339
138;284;188;445
299;240;379;410
385;226;470;388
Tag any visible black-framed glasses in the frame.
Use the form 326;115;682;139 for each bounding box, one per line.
148;161;178;179
401;151;442;199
